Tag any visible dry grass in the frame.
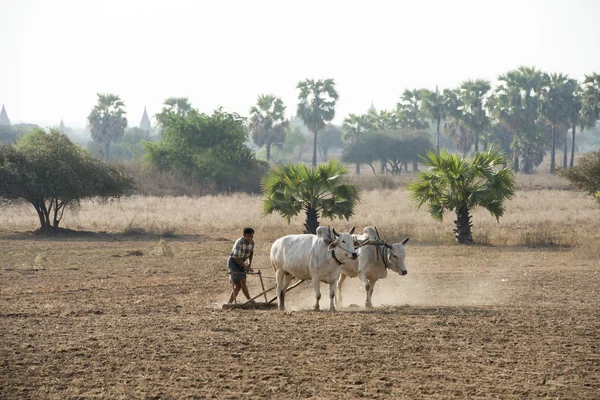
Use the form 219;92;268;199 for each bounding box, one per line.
1;177;599;258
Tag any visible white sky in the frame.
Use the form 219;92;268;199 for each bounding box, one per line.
1;0;599;129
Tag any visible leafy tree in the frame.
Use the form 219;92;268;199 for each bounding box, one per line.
248;94;288;162
0;126;17;144
87;127;154;161
342;131;432;175
559;151;600;202
0;129;134;232
382;131;433;173
269;126;308;164
296;78;339;167
145;107;260;192
0;123;40;144
342;113;372;174
341;133;391;175
261;160;360;234
317;124;343;162
420;86;446;154
0;144;26;198
408;147;516;244
87;93;128;161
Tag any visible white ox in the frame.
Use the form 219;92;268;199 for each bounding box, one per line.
270;226;360;311
337;226;409;308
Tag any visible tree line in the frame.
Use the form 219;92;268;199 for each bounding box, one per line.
1;67;600;237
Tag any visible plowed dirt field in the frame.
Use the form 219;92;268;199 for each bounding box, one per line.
1;231;598;399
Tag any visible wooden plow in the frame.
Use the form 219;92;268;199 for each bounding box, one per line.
222;270;305;310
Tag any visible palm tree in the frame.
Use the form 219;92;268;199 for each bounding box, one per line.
408;147;516;244
261;160;360;234
420;86;446;154
492;66;547;173
87;93;128;161
249;94;288;162
443;88;473;156
397;89;429;130
458;79;491;152
541;73;576;172
566;83;583;168
342;113;371;174
582;73;600;130
162;97;192;117
296;78;339;167
367;108;403;131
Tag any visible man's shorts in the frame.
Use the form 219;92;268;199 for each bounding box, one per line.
228;257;246;283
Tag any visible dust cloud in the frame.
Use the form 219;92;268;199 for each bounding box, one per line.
216;268;511;311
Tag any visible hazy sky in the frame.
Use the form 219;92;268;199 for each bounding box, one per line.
2;0;599;129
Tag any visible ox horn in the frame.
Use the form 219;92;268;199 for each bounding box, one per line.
349;227;355;235
375;226;382;241
374;226;391;247
332;228;339;238
323;226;334;244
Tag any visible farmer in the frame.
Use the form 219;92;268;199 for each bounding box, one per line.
227;227;255;304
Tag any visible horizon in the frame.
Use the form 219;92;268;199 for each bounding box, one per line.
2;0;599;129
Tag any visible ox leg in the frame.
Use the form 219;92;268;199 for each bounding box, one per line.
358;270;371;309
366;279;376;309
275;268;288;311
312;278;321;311
329;279;338;311
336;273;347;309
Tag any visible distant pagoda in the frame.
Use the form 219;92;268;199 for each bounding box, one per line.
369;101;376;113
59;119;66;132
0;104;10;126
140;107;151;132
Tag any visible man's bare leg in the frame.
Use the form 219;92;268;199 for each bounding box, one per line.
240;279;252;300
228;282;241;303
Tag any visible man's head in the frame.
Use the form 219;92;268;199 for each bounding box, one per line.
243;227;254;241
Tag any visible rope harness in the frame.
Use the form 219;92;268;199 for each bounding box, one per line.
328;242;357;265
379;245;390;269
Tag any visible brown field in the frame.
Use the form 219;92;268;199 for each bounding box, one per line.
1;180;599;399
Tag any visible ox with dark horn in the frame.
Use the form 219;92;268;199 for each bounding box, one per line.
359;226;392;248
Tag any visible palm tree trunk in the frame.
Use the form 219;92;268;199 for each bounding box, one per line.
266;137;271;163
474;128;479;153
514;154;520;172
355;162;360;175
550;124;556;173
105;142;110;162
312;129;318;167
569;124;576;168
524;154;533;174
454;206;473;244
304;205;319;234
436;118;441;155
563;132;568;168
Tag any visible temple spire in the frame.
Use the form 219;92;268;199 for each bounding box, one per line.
0;104;10;126
140;107;151;132
369;101;376;113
